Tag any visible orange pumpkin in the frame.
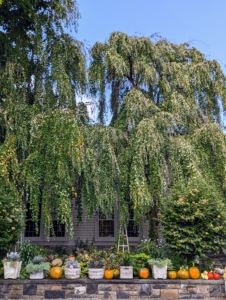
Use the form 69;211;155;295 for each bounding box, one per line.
177;267;189;279
113;269;120;279
50;266;63;279
167;270;177;279
104;269;114;279
189;266;200;279
138;267;150;279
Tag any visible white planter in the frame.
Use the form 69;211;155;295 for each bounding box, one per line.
88;268;104;279
64;267;81;279
120;266;133;279
4;261;22;279
151;264;167;279
30;271;44;279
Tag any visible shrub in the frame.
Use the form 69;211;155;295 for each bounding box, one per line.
19;240;36;265
135;239;156;255
0;183;24;260
160;184;226;261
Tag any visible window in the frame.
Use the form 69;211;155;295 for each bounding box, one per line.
24;203;68;242
127;202;139;238
25;202;41;239
99;211;115;238
50;211;66;238
95;204;140;243
95;209;117;241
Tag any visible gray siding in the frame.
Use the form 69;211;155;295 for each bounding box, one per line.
141;220;149;241
72;209;95;243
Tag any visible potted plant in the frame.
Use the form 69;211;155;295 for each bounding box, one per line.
88;259;105;279
3;252;22;279
25;256;50;279
49;258;63;279
120;253;134;279
131;253;150;277
148;246;171;279
64;260;81;279
104;253;119;280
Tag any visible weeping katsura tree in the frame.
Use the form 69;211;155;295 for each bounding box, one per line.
0;0;87;239
89;31;226;250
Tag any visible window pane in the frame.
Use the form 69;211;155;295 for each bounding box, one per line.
99;211;114;220
127;202;139;237
127;220;139;237
25;220;41;237
50;221;65;237
25;203;41;237
99;220;114;237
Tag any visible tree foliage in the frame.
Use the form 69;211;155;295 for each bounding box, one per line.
0;138;24;258
1;4;226;260
89;32;226;245
0;0;86;242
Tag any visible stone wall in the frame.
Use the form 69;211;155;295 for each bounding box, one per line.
0;278;225;299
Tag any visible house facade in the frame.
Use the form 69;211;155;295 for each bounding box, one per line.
23;200;149;249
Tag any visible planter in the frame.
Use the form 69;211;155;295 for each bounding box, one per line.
151;264;167;279
88;268;104;279
64;267;81;279
30;271;44;279
3;261;22;279
120;266;133;279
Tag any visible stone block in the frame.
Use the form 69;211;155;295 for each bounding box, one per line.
180;284;187;290
179;294;192;299
45;290;65;299
138;284;151;296
74;286;86;295
112;284;126;291
161;289;178;299
128;290;138;296
8;285;23;297
168;284;181;289
209;285;221;297
23;284;37;295
66;296;103;299
98;284;112;291
116;291;130;299
124;284;137;291
179;294;203;299
51;285;62;290
2;284;12;293
66;284;83;288
152;284;168;289
196;285;209;294
87;284;98;294
104;291;116;299
179;288;188;294
187;286;197;293
190;295;204;299
151;288;160;297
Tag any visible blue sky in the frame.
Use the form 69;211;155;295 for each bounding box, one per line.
75;0;226;73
